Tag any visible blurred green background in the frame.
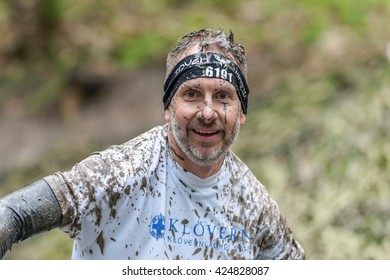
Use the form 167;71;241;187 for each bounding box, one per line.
1;0;390;260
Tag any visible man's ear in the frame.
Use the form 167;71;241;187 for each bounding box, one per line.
164;109;171;123
239;111;246;126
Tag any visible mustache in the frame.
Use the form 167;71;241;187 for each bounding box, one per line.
188;118;225;131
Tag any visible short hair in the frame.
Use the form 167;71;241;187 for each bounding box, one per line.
165;28;248;82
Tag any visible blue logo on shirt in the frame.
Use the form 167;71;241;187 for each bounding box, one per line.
150;214;250;243
150;214;165;240
149;213;251;254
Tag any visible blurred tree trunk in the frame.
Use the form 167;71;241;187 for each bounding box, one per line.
5;0;62;60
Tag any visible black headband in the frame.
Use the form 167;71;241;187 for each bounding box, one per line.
163;52;250;114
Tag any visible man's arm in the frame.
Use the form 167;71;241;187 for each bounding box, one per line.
254;196;305;260
0;179;62;259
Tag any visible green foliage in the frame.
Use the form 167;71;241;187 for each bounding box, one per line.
113;33;170;67
37;0;64;27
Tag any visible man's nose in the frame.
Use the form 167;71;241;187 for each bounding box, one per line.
197;102;217;122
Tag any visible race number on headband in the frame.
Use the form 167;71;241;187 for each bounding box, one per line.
163;52;250;114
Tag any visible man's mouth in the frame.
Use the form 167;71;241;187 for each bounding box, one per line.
193;129;219;137
190;128;222;144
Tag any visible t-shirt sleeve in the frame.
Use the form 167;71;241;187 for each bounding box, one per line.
254;196;305;260
44;152;124;246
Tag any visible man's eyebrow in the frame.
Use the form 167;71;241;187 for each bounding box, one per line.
180;81;202;90
182;80;235;90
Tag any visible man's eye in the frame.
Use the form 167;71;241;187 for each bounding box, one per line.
216;92;228;99
185;91;197;98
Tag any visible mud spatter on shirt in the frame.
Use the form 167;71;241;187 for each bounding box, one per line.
46;124;304;260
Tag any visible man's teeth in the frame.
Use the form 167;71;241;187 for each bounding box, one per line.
195;130;216;134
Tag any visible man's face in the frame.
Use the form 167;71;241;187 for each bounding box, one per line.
165;77;246;167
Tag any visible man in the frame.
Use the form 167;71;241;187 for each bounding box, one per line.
0;28;304;260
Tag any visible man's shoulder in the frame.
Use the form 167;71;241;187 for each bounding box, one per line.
93;125;168;164
226;151;252;178
124;124;167;148
105;125;167;152
226;151;269;194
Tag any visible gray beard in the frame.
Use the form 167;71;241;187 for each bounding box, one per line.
169;108;241;167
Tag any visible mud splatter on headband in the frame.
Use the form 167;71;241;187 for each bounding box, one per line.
163;52;250;114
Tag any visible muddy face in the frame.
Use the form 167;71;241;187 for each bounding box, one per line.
165;77;245;169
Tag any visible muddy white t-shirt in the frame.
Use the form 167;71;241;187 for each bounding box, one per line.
45;125;304;260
